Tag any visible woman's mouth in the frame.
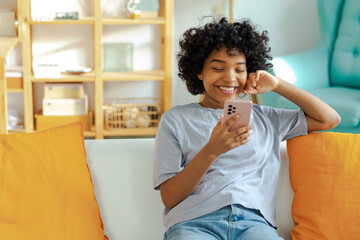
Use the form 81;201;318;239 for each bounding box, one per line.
218;86;237;93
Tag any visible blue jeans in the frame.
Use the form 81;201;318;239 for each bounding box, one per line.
164;204;283;240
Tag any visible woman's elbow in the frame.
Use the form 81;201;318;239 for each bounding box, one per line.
160;184;177;210
307;112;341;132
323;112;341;130
160;193;177;210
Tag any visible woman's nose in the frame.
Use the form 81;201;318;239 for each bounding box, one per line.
223;70;236;82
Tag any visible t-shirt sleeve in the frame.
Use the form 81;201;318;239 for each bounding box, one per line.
153;114;184;190
261;106;308;141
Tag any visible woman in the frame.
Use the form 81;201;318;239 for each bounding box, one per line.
153;17;340;240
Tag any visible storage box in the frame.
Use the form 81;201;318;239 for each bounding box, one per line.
33;64;61;78
44;83;85;98
42;95;88;116
104;98;160;130
6;77;23;89
6;66;23;89
35;110;93;131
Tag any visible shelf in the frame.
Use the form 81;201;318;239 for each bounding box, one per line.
7;88;23;93
30;70;164;82
103;127;157;137
103;70;165;81
30;17;94;25
31;72;95;82
84;131;96;137
8;128;25;133
30;17;166;25
102;17;165;25
8;128;96;137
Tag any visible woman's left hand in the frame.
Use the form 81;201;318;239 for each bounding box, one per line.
243;70;279;94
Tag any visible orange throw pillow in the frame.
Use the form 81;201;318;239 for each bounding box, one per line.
0;123;108;239
287;132;360;240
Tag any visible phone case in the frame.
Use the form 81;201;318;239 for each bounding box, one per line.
223;100;253;131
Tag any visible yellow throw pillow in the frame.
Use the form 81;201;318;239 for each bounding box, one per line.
287;132;360;240
0;122;108;240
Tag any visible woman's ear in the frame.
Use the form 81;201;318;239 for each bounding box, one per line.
197;73;202;80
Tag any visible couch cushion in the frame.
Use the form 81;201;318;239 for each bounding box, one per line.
330;0;360;88
287;132;360;240
0;123;107;240
277;87;360;128
85;138;165;240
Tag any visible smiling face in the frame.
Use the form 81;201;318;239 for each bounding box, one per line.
198;47;248;109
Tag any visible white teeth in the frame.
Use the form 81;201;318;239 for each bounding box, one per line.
219;86;235;91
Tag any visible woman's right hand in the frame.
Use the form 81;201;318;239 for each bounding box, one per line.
160;114;252;210
205;114;253;158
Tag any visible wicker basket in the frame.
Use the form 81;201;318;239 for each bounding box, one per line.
104;98;160;130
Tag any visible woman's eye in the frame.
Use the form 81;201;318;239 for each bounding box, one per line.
236;69;245;73
212;68;223;71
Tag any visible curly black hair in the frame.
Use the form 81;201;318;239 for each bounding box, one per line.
177;17;273;95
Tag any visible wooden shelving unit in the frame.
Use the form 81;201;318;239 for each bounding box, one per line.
0;37;18;134
14;0;173;139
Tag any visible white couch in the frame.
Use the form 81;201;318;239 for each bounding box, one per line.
85;139;294;240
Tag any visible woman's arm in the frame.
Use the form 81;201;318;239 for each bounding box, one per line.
160;115;253;210
272;78;340;131
243;71;341;132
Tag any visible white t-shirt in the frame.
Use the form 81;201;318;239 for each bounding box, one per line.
153;103;307;230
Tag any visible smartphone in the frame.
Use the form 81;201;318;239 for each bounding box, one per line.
223;100;253;132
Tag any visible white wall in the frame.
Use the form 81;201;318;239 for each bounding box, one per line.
3;0;319;120
232;0;319;56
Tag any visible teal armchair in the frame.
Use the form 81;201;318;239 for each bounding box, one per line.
261;0;360;133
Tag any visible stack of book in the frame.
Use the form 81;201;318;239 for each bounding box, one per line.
42;83;88;116
35;83;92;131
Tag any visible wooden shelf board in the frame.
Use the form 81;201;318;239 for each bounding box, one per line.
85;131;96;137
8;128;25;133
6;88;23;93
31;73;95;82
103;127;157;136
102;17;165;25
103;70;165;81
8;128;96;137
31;17;94;25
